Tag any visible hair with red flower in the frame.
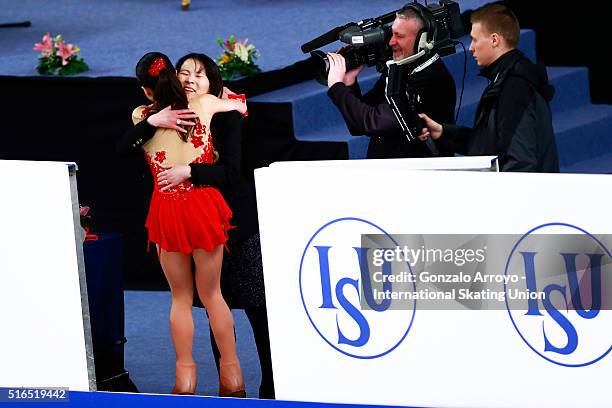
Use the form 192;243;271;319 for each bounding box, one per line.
135;52;193;142
148;57;166;77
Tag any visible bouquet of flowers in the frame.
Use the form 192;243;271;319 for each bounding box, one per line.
216;35;261;81
33;33;89;75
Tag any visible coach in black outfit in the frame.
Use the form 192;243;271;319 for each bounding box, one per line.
326;3;456;159
419;4;559;172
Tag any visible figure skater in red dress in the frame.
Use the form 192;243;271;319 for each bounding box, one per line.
132;52;247;397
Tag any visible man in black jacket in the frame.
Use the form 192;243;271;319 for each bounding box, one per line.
326;4;456;159
419;4;559;172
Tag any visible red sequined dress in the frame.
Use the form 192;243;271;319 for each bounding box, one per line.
132;97;232;254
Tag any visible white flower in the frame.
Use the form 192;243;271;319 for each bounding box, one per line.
234;43;249;62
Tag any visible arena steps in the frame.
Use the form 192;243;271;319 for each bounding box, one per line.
554;104;612;171
561;151;612;174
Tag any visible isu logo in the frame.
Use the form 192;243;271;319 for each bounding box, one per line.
505;223;612;367
298;217;416;359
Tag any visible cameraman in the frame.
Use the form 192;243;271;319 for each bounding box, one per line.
418;4;559;172
326;4;456;159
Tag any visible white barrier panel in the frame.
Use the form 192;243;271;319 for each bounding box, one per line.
270;155;498;171
0;160;94;391
255;163;611;408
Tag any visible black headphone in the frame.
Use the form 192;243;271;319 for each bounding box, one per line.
399;2;436;55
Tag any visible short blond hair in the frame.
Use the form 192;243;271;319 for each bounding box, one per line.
471;4;520;48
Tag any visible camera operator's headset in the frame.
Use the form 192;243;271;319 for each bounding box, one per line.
387;2;437;67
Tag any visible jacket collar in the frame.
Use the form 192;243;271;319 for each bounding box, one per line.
479;49;523;83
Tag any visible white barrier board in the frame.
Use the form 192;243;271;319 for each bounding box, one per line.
270;155;498;171
0;160;93;391
255;164;611;408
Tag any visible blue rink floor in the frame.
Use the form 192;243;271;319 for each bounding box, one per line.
123;290;261;397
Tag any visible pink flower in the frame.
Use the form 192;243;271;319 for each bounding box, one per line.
79;205;90;217
56;40;76;66
33;32;52;57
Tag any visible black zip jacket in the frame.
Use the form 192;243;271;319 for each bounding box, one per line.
441;49;559;172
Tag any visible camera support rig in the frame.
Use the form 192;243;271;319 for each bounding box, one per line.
385;54;442;155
